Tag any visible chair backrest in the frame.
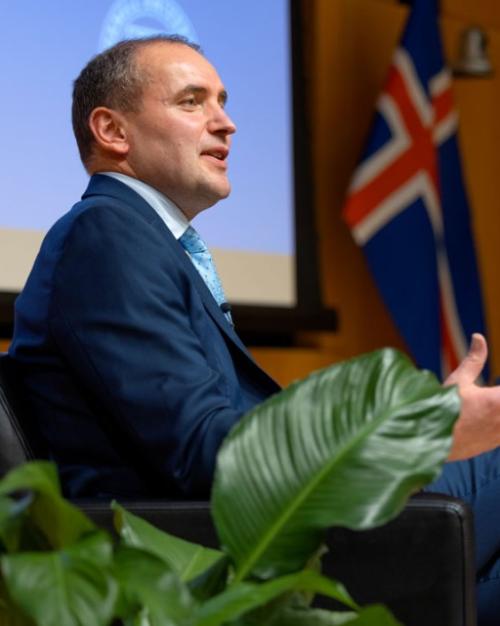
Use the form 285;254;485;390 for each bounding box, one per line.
0;355;34;474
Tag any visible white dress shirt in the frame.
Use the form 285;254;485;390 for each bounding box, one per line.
102;172;189;239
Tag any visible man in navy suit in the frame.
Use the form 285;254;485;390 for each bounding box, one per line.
8;35;500;503
8;36;279;498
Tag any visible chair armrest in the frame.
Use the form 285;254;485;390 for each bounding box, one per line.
320;493;476;626
76;499;218;547
77;493;476;626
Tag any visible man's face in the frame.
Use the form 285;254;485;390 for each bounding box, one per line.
123;42;236;218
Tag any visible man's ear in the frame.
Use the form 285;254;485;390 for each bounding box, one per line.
88;107;129;157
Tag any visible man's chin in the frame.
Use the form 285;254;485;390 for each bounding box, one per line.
205;178;232;203
217;183;231;200
183;182;231;218
204;186;231;208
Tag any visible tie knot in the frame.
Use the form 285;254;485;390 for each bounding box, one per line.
179;226;207;255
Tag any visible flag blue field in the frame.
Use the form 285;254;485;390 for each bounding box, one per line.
342;0;488;381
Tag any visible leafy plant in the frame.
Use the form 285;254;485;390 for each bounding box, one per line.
0;349;459;625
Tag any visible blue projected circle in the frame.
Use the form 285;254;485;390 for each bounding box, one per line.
99;0;199;51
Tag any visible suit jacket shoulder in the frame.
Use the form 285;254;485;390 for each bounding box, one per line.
10;175;280;498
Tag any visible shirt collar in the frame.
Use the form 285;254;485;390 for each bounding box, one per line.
101;172;189;239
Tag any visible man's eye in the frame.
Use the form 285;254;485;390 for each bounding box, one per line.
181;97;197;107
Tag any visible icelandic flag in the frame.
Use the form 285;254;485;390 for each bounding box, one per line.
342;0;489;380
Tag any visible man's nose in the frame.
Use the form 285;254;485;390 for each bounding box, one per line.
209;106;236;136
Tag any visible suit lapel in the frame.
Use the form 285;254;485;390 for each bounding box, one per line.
82;175;265;368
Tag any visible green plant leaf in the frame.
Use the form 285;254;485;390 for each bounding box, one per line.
0;463;60;500
113;502;223;582
1;531;117;626
188;554;230;602
212;349;460;580
0;493;35;553
113;545;195;626
195;570;357;626
328;605;401;626
0;494;33;527
0;574;35;625
0;462;94;549
260;604;401;626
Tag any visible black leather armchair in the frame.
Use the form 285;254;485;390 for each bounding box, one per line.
0;354;477;626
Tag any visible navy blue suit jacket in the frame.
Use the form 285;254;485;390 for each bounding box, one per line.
8;175;280;498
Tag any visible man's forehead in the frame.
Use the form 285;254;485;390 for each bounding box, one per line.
137;42;222;87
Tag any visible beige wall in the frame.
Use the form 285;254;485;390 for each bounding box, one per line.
254;0;500;387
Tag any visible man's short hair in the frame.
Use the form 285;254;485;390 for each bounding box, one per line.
72;35;201;166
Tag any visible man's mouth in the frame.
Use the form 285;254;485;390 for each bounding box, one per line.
201;147;229;163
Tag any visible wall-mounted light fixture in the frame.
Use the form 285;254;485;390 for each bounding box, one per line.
453;26;493;77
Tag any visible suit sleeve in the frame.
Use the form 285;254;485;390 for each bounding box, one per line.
50;204;246;496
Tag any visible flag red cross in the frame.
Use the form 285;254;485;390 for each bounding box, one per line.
344;50;454;237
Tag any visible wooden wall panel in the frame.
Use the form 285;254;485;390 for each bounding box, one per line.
251;347;338;388
310;0;408;363
441;0;500;30
306;0;500;382
440;15;500;380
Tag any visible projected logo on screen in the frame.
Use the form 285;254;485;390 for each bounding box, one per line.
99;0;199;51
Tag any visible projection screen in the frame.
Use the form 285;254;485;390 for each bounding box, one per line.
0;0;295;307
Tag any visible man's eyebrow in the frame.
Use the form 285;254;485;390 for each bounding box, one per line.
176;85;228;105
176;85;206;98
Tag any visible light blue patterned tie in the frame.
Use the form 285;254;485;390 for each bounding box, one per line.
179;226;233;324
